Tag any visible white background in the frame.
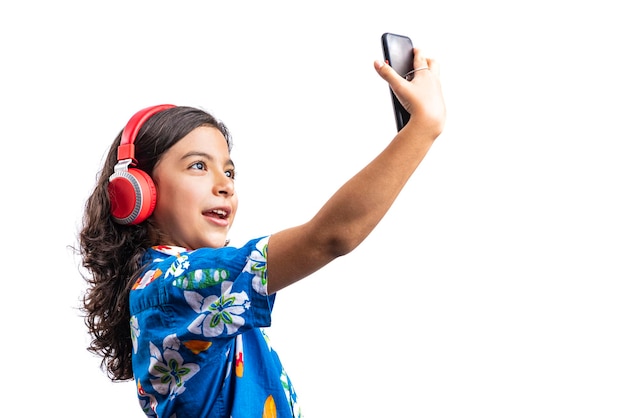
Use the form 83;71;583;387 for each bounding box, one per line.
1;1;624;416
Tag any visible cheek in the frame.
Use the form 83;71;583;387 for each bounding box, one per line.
152;196;176;227
230;194;239;222
153;180;187;221
157;179;197;206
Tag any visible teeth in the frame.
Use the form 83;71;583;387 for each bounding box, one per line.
213;209;227;217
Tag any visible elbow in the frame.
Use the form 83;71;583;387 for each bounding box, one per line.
324;227;364;259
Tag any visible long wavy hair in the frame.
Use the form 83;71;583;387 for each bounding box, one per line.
79;106;232;381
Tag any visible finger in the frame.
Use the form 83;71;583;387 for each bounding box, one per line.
426;57;440;76
374;60;405;87
413;48;429;71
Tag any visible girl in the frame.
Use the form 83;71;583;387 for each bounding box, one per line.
80;50;445;417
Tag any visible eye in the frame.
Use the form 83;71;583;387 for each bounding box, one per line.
190;161;206;170
225;169;236;180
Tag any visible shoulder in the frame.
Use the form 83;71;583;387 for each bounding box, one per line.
191;236;269;264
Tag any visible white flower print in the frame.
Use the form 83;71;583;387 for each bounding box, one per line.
148;334;199;398
130;315;140;354
184;281;250;337
133;268;162;290
245;238;269;296
281;368;303;417
137;379;158;416
164;255;190;279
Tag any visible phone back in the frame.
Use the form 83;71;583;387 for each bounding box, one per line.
381;33;414;131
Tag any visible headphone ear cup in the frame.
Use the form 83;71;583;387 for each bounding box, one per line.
108;168;157;225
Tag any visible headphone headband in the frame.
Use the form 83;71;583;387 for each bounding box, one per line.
108;104;175;225
117;104;176;162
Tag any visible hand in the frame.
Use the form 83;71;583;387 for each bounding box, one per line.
375;48;446;138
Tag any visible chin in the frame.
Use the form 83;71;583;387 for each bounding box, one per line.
198;236;229;249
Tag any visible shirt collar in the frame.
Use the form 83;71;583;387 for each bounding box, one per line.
151;245;189;257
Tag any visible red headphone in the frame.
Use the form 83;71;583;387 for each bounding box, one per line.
108;104;176;225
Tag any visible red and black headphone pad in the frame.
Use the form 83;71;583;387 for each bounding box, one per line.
108;104;174;225
108;168;157;225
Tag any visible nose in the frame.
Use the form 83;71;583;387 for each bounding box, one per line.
213;171;235;197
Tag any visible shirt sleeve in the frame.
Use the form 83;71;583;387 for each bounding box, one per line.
129;236;279;417
130;236;275;345
171;236;274;338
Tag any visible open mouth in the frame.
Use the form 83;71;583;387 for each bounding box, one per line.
204;208;229;219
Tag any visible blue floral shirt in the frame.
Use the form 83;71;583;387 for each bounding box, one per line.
129;236;302;417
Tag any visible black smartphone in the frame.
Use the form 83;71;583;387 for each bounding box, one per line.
381;33;414;131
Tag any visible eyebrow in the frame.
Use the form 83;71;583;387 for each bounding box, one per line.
181;151;235;168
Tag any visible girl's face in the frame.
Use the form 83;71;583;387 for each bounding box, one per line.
151;126;238;249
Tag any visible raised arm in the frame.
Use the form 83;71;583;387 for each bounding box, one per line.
266;49;446;294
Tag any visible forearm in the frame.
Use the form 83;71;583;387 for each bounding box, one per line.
312;122;437;256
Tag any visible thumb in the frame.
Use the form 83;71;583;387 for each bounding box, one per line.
374;60;404;88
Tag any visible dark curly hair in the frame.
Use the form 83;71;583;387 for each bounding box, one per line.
79;106;232;381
